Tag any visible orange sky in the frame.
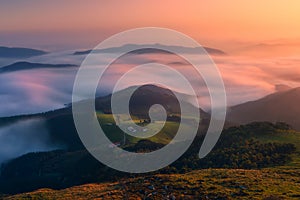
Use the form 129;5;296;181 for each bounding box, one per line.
1;0;300;51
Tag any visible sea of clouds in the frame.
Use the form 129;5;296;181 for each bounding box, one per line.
0;45;300;163
1;47;300;117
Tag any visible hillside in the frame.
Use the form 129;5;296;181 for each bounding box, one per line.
0;121;299;194
0;85;299;196
3;168;300;200
0;84;208;150
227;87;300;130
95;84;209;118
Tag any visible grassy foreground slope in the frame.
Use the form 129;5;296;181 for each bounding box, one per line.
4;168;300;200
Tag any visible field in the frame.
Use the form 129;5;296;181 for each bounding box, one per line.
254;129;300;170
97;113;182;145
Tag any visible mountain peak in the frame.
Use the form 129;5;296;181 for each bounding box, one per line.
227;86;300;130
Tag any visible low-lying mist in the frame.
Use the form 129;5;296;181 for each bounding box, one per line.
0;119;61;165
1;48;300;116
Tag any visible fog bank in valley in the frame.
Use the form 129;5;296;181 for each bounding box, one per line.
0;119;61;165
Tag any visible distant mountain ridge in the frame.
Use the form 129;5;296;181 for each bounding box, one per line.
227;86;300;130
73;44;226;56
0;62;77;73
0;46;47;58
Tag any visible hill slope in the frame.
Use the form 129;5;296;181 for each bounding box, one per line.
4;168;300;200
227;87;300;130
0;84;209;150
0;121;298;194
2;86;299;195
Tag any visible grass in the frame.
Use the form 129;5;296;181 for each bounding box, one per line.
4;168;300;200
96;113;182;145
3;117;300;199
253;129;300;169
255;129;300;149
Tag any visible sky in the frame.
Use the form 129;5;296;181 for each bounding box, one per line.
1;0;300;51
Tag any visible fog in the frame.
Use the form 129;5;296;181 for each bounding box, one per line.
0;119;61;164
0;44;300;164
1;46;300;117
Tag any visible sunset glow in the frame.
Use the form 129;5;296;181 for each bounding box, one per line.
1;1;300;197
1;0;300;52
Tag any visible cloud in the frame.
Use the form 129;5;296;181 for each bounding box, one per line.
0;68;77;117
1;48;300;116
0;119;61;164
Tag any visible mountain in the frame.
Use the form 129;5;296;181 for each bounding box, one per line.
0;85;299;194
0;62;77;73
0;84;211;193
7;85;298;196
0;84;209;150
73;44;226;56
0;46;47;58
227;87;300;130
95;84;209;118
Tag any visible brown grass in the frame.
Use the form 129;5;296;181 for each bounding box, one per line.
4;168;300;200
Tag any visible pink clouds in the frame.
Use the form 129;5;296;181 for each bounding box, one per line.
1;45;300;116
0;68;76;116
